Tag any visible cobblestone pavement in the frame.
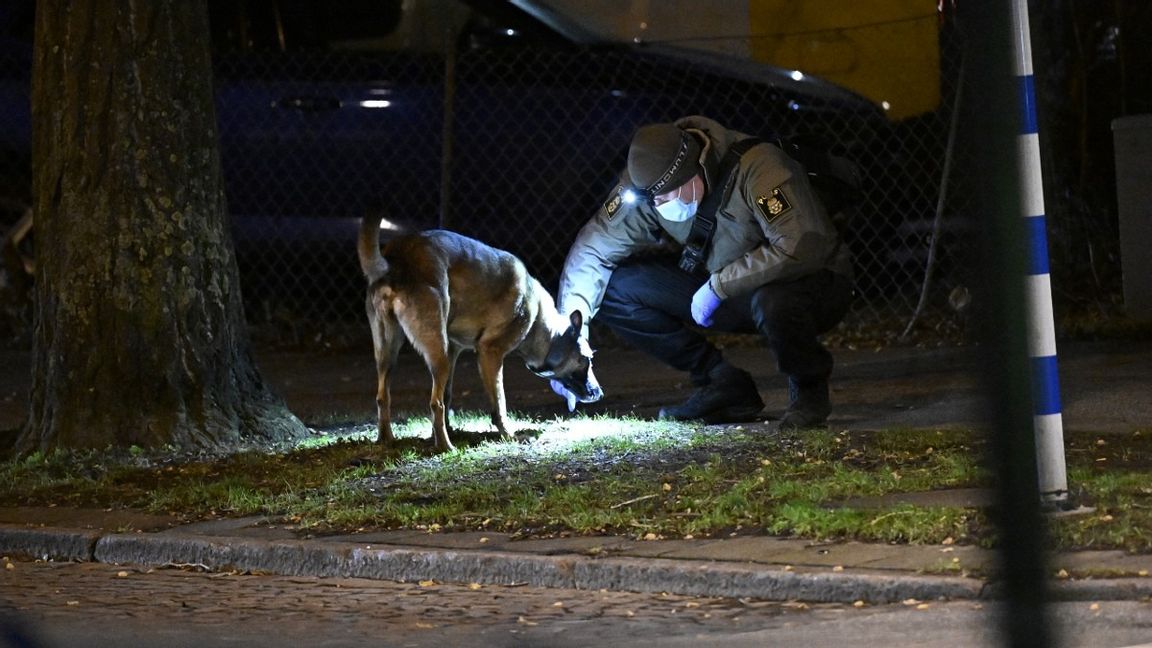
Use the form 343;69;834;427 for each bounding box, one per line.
1;558;876;647
6;559;1152;647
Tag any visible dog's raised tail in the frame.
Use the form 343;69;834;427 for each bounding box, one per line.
358;213;389;283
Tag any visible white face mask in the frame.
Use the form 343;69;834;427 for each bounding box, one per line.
654;179;698;222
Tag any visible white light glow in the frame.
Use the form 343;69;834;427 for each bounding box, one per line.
882;101;892;111
790;70;804;81
377;218;403;231
622;189;638;204
359;100;392;109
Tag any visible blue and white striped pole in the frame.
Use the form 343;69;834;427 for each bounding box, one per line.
1011;0;1068;504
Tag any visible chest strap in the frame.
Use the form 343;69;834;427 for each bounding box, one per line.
678;137;763;276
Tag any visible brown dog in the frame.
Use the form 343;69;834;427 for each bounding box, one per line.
358;215;603;452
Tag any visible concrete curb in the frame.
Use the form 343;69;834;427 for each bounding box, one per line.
0;526;102;562
0;524;991;604
5;525;1149;603
90;531;984;604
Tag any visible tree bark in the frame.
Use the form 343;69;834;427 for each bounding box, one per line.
19;0;309;452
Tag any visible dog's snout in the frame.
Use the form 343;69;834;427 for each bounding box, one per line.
579;367;604;403
585;384;604;403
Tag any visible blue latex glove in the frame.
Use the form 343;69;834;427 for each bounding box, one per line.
691;281;723;327
550;379;577;412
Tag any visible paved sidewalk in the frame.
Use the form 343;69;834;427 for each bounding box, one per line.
2;504;1152;604
1;339;1150;603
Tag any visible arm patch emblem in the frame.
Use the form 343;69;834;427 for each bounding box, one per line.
756;188;792;223
604;186;625;220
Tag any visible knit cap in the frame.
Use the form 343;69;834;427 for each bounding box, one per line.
627;124;701;195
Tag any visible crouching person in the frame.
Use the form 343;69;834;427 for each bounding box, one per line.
554;116;854;429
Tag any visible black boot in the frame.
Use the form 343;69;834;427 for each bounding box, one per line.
658;363;764;423
778;378;831;430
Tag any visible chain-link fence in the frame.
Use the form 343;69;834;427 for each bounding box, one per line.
210;23;974;347
0;8;1120;349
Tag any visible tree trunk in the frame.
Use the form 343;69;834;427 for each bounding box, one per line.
19;0;309;452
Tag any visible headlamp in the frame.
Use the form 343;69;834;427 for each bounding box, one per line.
622;186;653;207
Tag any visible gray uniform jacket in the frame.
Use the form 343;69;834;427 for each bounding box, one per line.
557;116;853;321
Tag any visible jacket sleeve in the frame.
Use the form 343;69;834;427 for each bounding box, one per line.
558;183;663;320
711;146;843;299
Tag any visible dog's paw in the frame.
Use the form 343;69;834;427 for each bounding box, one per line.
513;428;544;444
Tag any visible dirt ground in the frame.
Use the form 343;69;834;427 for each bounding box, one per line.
2;337;1150;438
249;337;1150;437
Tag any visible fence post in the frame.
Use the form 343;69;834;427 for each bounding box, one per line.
1011;0;1068;505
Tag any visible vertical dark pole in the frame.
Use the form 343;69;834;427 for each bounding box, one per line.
959;2;1053;646
439;24;457;230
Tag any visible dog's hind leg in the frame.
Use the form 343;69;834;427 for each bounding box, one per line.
400;289;455;453
476;343;514;441
444;343;464;438
370;310;404;446
422;342;454;453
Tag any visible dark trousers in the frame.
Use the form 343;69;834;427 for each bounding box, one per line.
596;256;853;386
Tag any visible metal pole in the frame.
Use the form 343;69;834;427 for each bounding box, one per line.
963;1;1053;644
439;24;457;230
1011;0;1069;505
901;59;965;341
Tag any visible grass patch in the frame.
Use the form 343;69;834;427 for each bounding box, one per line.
2;414;1151;551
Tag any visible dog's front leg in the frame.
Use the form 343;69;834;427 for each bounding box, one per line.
476;345;514;441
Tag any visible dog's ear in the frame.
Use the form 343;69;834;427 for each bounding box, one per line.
568;310;583;334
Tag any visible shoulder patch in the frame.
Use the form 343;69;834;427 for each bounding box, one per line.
756;187;792;222
604;185;626;221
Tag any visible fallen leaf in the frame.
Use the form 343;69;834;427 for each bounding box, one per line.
468;583;482;591
419;580;436;587
832;565;845;572
853;600;866;608
116;571;129;578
